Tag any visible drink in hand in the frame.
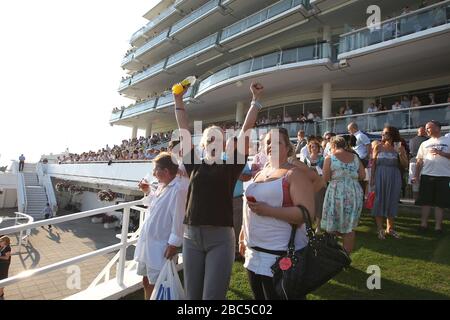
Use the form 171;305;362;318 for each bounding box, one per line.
172;76;197;95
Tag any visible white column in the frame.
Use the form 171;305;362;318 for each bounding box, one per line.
131;126;138;139
236;101;245;125
322;82;332;119
145;123;152;138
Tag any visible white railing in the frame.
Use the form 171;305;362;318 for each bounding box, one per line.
0;200;144;292
36;162;58;214
17;172;27;213
14;212;34;247
89;205;147;288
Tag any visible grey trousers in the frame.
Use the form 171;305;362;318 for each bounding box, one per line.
183;225;235;300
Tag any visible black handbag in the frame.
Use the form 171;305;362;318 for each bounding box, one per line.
271;205;351;300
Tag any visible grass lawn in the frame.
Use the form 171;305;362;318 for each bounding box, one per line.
125;211;450;300
227;211;450;300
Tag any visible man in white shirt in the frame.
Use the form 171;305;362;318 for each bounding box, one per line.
134;152;188;299
347;122;370;167
413;121;450;234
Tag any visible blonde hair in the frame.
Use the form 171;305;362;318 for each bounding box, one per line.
200;126;224;149
329;136;347;150
0;236;10;246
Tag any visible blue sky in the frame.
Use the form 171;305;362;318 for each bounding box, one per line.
0;0;158;166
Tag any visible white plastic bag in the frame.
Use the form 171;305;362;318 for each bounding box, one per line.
150;259;185;300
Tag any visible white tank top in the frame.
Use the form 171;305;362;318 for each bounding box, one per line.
243;177;308;251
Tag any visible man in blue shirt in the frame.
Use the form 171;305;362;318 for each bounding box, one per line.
18;154;25;172
233;163;252;261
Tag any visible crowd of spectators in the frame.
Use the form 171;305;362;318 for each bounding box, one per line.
57;131;173;163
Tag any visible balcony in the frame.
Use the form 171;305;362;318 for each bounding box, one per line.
130;4;182;46
220;0;308;43
321;103;450;135
198;42;330;94
169;0;236;46
338;0;450;56
166;33;219;68
119;59;166;93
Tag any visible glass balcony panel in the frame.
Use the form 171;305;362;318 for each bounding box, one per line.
267;0;292;19
135;29;169;57
170;0;219;35
110;112;122;121
298;45;315;61
167;33;217;67
281;48;298;64
122;99;156;117
229;64;240;78
157;94;174;107
340;2;450;54
238;59;252;74
262;52;280;68
131;60;165;85
251;56;263;71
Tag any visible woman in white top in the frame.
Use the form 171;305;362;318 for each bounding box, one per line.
239;128;315;300
134;152;188;300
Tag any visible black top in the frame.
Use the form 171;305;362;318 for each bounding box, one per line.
0;245;11;263
183;148;247;227
409;136;429;158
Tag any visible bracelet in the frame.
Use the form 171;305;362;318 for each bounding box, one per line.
239;240;245;244
175;108;185;111
251;100;262;110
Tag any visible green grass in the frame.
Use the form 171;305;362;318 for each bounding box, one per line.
125;211;450;300
228;211;450;300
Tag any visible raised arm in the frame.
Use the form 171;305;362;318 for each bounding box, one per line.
173;89;190;132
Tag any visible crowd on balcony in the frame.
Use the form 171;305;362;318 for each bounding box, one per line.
56;131;173;163
123;48;136;59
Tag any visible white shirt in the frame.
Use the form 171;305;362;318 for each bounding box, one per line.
392;103;402;110
299;145;309;162
367;106;378;113
134;176;188;270
353;130;370;159
416;136;450;177
344;109;353;115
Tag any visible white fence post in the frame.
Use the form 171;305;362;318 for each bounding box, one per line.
117;207;130;286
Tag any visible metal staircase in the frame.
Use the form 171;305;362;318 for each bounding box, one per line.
20;164;49;220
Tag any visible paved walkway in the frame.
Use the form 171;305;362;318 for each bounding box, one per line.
0;208;128;300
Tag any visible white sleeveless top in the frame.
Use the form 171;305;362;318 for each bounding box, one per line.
243;176;308;277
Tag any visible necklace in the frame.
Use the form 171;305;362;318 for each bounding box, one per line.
264;161;290;179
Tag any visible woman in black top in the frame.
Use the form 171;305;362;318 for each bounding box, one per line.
173;82;262;300
0;236;12;299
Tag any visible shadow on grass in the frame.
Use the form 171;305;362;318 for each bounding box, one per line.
352;214;450;265
311;266;449;300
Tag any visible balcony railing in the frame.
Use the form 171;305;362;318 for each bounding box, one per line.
156;86;194;108
339;0;450;54
170;0;220;36
166;32;219;67
322;103;450;134
121;99;157;118
256;120;319;138
220;0;309;41
134;28;171;58
130;4;178;43
119;60;167;90
198;42;330;93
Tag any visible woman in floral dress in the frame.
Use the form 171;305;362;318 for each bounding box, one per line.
321;136;365;254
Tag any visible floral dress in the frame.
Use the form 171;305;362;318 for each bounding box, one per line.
321;154;363;233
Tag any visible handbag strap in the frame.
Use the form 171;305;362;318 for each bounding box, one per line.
287;205;315;254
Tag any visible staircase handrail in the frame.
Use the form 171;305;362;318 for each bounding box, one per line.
36;162;58;213
17;172;27;213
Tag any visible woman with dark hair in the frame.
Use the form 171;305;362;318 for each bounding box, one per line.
173;83;261;300
240;128;315;299
371;126;409;239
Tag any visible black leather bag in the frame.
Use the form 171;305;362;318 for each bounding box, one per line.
271;205;351;300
